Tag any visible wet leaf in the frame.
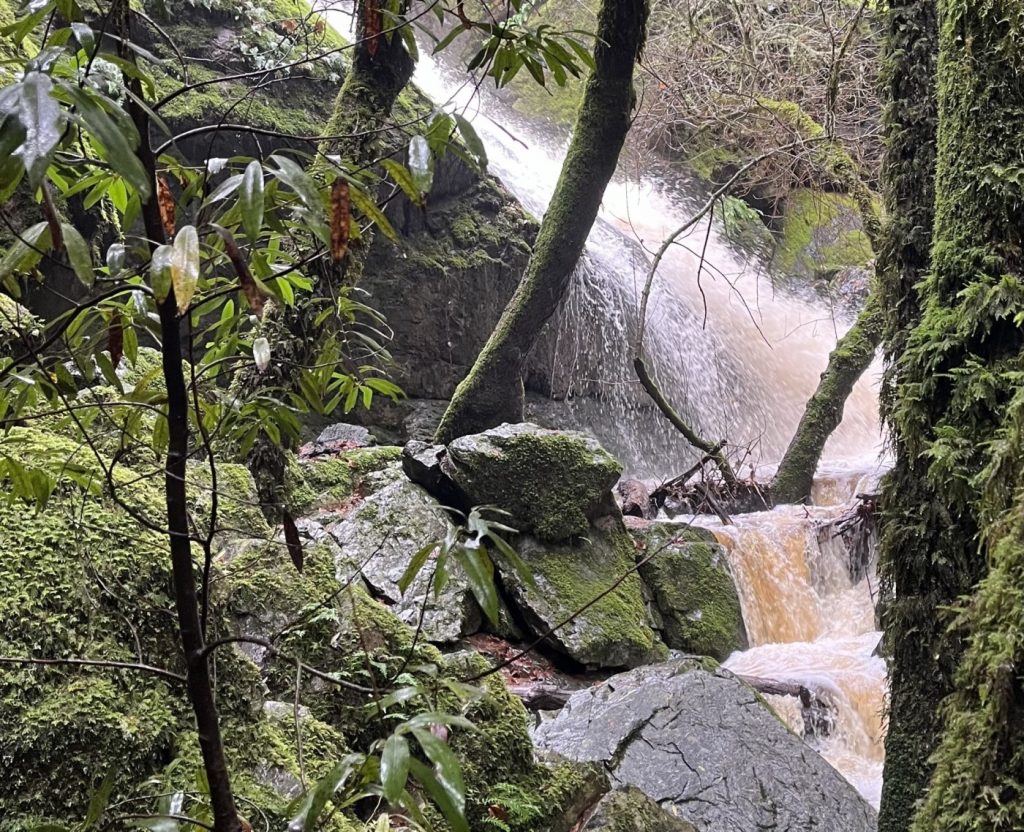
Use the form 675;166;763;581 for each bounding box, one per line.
453;114;487;171
380;733;410;804
170;224;200;314
239;159;264;242
107;312;123;368
149;243;173;303
15;72;64;187
211;223;266;315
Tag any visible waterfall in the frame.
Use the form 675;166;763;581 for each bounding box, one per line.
320;3;888;808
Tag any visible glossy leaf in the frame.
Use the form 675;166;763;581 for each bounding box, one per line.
239;160;264;242
407;758;468;832
287;754;364;832
453;113;487;171
171;225;200;314
83;769;116;828
14;72;64;187
380;733;410;804
149;244;173;303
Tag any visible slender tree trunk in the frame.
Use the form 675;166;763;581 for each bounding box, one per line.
771;290;882;504
873;3;941;830
434;0;650;444
120;2;240;826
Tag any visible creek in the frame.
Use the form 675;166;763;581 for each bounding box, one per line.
321;4;889;809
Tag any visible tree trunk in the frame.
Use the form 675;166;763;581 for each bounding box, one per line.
873;3;942;830
433;0;650;444
888;2;1024;829
771;291;882;504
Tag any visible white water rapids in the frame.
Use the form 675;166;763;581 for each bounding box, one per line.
322;3;889;808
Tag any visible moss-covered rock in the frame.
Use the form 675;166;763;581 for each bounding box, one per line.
285;445;403;514
0;293;39;358
580;786;697;832
326;478;483;642
441;423;623;542
497;518;664;669
771;189;874;283
631;522;746;660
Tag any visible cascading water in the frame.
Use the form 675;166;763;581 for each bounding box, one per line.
322;3;888;808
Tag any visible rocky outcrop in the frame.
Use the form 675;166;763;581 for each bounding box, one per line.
440;422;623;541
532;659;878;832
327;479;482;642
631;522;747;659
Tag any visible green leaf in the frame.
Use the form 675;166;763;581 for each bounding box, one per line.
453;113;487;171
380;158;423;207
348;184;397;242
407;758;468;832
411;726;466;814
288;754;364;832
14;72;64;187
270;154;322;214
380;733;410;804
61;223;93;286
83;769;116;828
0;222;51;280
408;135;434;194
398;541;437;593
149;244;172;303
59;82;151;198
239;160;264;242
452;542;500;625
171;225;200;314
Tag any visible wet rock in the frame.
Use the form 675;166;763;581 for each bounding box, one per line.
631;522;747;659
401;440;465;509
581;787;697;832
328;479;481;642
496;519;664;669
441;422;623;542
618;479;654;519
532;659;877;832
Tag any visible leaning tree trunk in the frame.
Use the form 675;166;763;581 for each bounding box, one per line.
771;290;882;504
872;2;941;830
888;2;1024;830
433;0;650;444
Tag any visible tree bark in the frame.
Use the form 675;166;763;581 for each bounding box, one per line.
873;3;942;830
771;290;882;504
433;0;649;444
890;2;1024;830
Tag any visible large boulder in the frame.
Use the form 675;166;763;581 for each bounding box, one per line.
441;422;623;541
328;479;482;642
532;659;878;832
632;522;747;659
497;519;664;669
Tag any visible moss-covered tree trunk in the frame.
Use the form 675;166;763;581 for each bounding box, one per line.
873;2;941;830
879;2;1024;830
771;291;882;504
433;0;649;444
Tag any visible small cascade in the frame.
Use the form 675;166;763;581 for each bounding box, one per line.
696;466;888;809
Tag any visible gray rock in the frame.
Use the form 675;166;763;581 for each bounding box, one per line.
441;422;622;542
328;479;481;642
581;787;696;832
496;519;663;669
316;423;373;447
532;660;877;832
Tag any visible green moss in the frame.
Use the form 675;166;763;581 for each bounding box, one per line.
284;445;401;513
634;523;746;660
0;294;39;357
772;189;874;280
444;426;623;542
510;522;664;667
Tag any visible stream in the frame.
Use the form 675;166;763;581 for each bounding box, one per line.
321;4;889;809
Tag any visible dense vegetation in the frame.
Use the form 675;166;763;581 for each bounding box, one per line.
2;0;1023;830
